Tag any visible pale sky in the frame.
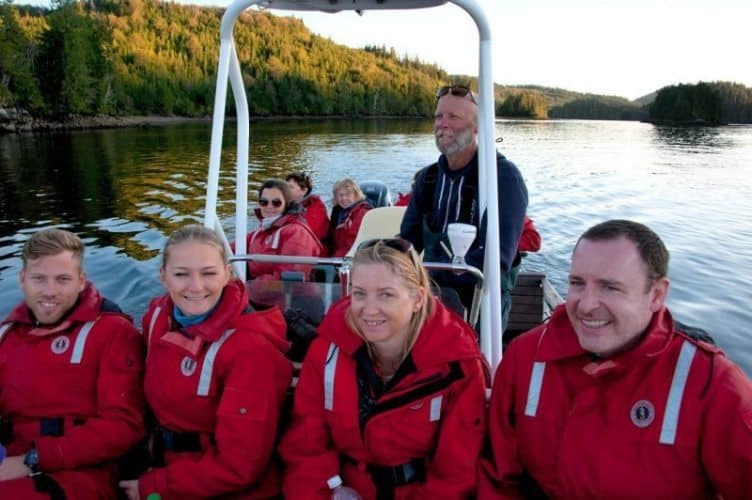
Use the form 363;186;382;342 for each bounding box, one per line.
19;0;752;100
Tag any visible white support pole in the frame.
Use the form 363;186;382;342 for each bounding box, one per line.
205;0;261;280
228;42;250;281
450;0;501;372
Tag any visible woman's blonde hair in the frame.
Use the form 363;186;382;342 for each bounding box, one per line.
346;239;433;365
162;224;229;268
332;178;365;202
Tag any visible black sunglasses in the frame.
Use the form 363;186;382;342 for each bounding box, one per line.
436;85;477;104
259;198;283;208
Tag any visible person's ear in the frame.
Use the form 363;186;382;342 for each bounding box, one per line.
412;286;426;313
649;277;669;312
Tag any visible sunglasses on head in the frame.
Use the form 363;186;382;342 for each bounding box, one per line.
436;85;477;104
357;237;414;254
259;198;283;208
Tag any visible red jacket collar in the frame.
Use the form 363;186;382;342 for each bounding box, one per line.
536;304;677;373
317;296;483;370
156;279;246;343
4;281;103;332
155;279;289;352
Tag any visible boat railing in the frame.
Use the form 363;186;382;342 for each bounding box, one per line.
205;0;503;369
230;253;484;326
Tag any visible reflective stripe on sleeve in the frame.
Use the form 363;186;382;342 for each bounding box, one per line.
197;329;236;396
659;341;697;445
147;306;162;343
429;395;443;422
324;343;339;411
524;361;546;417
70;320;96;364
272;228;282;249
0;323;11;343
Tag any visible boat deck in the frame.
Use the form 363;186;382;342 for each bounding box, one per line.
506;272;563;346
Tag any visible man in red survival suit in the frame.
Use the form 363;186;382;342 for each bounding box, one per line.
0;228;144;499
479;219;752;498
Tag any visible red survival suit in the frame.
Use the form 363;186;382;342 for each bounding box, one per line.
300;194;330;242
479;304;752;499
245;210;323;281
0;282;145;499
138;279;293;499
280;297;489;499
517;216;541;253
327;200;371;258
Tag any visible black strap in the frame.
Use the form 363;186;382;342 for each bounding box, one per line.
368;458;426;500
151;426;203;466
0;417;85;445
32;473;67;500
418;161;479;232
0;416;13;445
675;320;716;345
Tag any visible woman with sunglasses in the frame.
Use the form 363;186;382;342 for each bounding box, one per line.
243;179;323;284
286;172;330;242
280;238;489;499
326;178;372;257
119;225;292;499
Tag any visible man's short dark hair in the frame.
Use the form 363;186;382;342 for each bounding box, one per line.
577;219;669;283
285;172;312;194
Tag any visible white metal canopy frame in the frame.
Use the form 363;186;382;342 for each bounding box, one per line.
203;0;505;369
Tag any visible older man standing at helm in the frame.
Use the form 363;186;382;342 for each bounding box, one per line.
400;85;528;328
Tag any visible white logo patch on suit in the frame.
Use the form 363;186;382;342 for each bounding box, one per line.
50;335;70;355
630;399;655;428
181;356;197;376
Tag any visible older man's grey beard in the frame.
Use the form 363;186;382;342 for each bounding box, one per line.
435;127;475;156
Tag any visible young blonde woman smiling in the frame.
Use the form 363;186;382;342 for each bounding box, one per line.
119;225;292;500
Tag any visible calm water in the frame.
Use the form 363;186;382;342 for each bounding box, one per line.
1;119;751;373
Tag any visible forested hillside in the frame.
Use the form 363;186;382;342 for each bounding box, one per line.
1;0;445;118
1;1;751;124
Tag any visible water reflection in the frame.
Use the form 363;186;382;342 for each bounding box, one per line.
1;119;751;375
650;125;733;152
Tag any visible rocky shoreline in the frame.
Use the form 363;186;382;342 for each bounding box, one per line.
0;107;211;133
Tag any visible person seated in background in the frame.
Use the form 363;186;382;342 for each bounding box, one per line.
479;219;752;498
119;225;292;500
326;178;372;257
286;172;330;242
394;170;420;207
508;215;542;287
0;228;144;499
280;238;488;499
244;179;323;282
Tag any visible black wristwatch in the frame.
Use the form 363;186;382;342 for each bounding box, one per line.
23;442;40;476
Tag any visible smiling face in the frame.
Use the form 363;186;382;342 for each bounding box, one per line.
258;187;286;219
349;262;425;351
20;251;86;325
160;240;231;317
335;187;357;208
434;94;477;158
566;236;669;357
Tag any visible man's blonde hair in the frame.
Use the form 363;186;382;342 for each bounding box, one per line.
22;228;84;270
